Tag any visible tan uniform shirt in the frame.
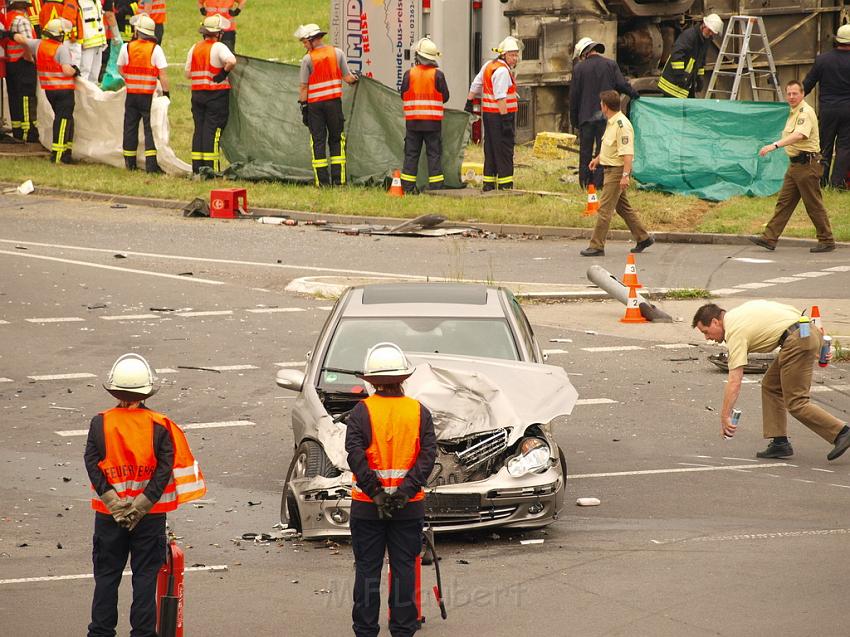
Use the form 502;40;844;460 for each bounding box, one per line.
599;111;634;167
783;100;820;157
724;300;802;370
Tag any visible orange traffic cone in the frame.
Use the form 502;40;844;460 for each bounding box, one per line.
810;305;822;329
388;170;404;197
620;285;647;324
622;254;642;289
583;184;599;216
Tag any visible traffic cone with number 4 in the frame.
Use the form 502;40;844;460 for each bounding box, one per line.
388;170;404;197
583;184;599;216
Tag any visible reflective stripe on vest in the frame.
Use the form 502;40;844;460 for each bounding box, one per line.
481;59;517;114
189;39;229;91
122;39;158;94
202;0;235;30
351;395;425;503
79;0;105;49
90;407;206;514
4;12;31;62
307;46;342;103
140;0;166;24
28;0;42;27
36;39;75;90
403;65;444;121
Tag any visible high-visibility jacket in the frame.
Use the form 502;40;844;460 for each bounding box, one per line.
139;0;165;24
351;395;425;503
4;10;32;62
307;45;342;103
27;0;42;29
481;58;517;114
200;0;235;31
189;39;229;90
90;408;206;515
403;65;444;121
38;0;63;28
78;0;105;49
36;39;75;90
657;24;710;98
121;39;158;94
39;0;83;42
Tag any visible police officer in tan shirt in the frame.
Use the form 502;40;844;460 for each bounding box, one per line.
580;90;654;257
750;80;836;253
692;301;849;461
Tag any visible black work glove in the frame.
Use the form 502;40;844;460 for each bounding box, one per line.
199;6;207;15
387;491;410;513
463;99;474;114
72;65;82;77
0;29;11;40
371;490;393;520
162;90;170;99
299;100;308;126
212;68;229;83
229;6;241;15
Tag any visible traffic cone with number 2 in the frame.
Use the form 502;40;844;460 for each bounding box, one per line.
583;184;599;216
620;285;647;323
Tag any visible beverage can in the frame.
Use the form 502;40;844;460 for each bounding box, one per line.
799;316;811;338
725;409;742;440
819;335;833;368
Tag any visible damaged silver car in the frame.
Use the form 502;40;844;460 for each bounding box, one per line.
276;283;578;538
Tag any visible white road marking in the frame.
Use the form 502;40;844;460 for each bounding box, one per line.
0;565;228;586
793;271;831;278
316;306;333;311
721;457;759;462
678;462;715;467
177;310;233;317
575;398;617;405
710;288;745;296
809;386;833;393
0;249;225;285
829;484;850;489
543;349;568;355
55;420;255;437
734;282;775;289
205;365;259;372
812;468;834;473
0;377;14;383
28;373;96;381
0;320;9;325
568;462;788;479
764;276;803;284
732;257;774;264
581;346;645;353
99;314;159;321
155;368;178;374
823;266;850;272
656;343;695;349
793;478;816;484
246;307;306;314
25;317;85;324
275;361;307;368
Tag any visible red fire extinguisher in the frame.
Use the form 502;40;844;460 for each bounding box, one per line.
156;538;184;637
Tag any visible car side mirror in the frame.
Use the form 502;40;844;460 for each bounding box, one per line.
276;369;305;392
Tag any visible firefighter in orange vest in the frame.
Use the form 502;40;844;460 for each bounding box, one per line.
119;14;168;172
136;0;163;43
25;0;40;36
345;342;437;637
400;37;450;194
466;36;521;191
84;353;205;637
198;0;243;52
13;17;78;162
3;0;40;142
184;13;235;174
296;23;357;187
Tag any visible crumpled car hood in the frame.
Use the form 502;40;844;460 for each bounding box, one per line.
319;352;578;470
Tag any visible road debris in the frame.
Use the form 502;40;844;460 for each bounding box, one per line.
576;497;601;507
177;365;222;373
520;539;544;545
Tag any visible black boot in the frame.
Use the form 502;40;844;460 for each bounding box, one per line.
756;439;794;459
125;157;138;171
145;157;164;174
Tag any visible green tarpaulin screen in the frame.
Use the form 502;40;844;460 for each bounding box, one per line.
221;56;470;188
630;97;790;201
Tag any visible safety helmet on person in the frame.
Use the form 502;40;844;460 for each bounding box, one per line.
43;18;73;39
359;342;415;385
415;37;440;61
703;14;724;36
199;14;230;35
574;37;605;59
103;353;159;401
294;23;326;41
836;24;850;45
493;35;522;55
130;13;156;38
7;0;32;8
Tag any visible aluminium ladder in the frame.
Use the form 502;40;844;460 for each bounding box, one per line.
705;15;784;101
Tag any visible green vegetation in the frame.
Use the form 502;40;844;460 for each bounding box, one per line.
1;0;848;238
833;340;850;363
661;288;712;300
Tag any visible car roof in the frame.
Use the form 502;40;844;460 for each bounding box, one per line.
342;283;508;318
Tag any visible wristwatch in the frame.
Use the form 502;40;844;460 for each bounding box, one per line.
773;143;780;149
622;172;631;177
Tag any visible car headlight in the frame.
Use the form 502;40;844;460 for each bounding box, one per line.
506;437;551;477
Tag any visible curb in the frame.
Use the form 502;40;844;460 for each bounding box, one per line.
4;182;846;249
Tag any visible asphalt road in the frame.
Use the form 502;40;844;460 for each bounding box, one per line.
1;194;849;636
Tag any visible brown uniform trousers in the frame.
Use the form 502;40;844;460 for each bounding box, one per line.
763;159;835;247
762;328;844;442
589;166;651;250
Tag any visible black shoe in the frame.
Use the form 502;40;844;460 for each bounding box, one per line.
748;235;775;251
827;427;850;461
756;440;794;459
810;243;836;253
631;236;655;253
580;247;605;257
146;164;164;174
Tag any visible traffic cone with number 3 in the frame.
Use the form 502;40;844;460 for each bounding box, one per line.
622;254;642;289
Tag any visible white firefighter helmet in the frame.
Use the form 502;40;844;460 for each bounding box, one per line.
836;24;850;45
493;35;522;55
573;37;604;58
294;23;326;41
130;13;156;38
103;353;158;400
415;37;440;61
43;18;73;38
199;14;230;35
703;14;724;36
359;342;415;385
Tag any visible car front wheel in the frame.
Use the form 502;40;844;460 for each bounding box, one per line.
280;440;340;532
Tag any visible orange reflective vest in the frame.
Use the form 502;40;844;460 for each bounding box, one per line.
481;59;517;114
4;10;31;62
307;45;342;103
36;39;75;90
90;408;206;514
200;0;235;31
38;0;63;28
189;39;229;91
121;39;158;94
139;0;165;24
27;0;42;28
403;65;444;121
351;395;425;503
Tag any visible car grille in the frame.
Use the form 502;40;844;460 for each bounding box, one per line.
426;505;518;528
453;428;509;470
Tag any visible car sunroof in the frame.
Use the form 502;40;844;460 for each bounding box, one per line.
361;284;488;305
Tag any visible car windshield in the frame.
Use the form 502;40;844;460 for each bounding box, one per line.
318;317;519;389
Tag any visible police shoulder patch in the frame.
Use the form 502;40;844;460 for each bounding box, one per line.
797;118;805;125
621;136;630;144
617;120;624;128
